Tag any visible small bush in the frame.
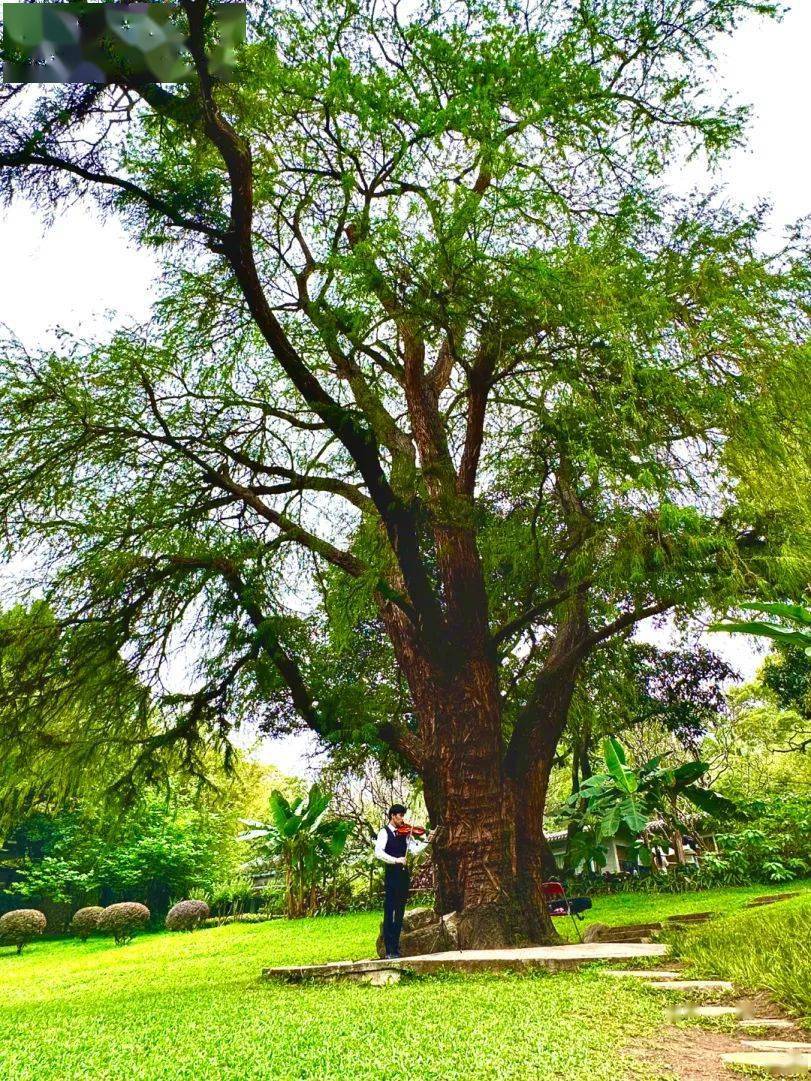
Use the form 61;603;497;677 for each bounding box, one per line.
165;899;210;932
98;902;150;945
0;909;47;954
69;906;105;942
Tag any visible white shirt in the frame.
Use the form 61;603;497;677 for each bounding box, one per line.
374;824;429;864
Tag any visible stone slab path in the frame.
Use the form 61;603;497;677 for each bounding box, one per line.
604;969;683;979
721;1051;811;1074
739;1018;797;1030
649;968;810;1077
646;979;734;991
261;941;668;982
743;1041;811;1052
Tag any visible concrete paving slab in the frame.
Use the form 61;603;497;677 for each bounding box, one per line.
603;969;683;979
261;941;668;982
669;1005;743;1018
742;1042;811;1053
739;1019;796;1030
721;1051;810;1074
646;979;734;991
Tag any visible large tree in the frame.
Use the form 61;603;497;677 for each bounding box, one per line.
1;0;809;947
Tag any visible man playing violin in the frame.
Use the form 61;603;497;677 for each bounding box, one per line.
374;804;436;958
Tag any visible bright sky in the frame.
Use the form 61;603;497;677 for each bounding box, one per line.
1;3;808;775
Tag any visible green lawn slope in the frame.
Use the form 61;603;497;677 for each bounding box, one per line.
1;881;809;1080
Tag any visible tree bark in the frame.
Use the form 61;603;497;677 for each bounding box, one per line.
390;642;558;947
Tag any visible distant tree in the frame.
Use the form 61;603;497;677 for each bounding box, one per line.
561;642;736;800
3;778;262;919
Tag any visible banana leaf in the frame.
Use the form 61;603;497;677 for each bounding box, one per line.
299;784;331;829
740;601;811;626
269;791;294;834
321;820;352;857
618;795;649;834
681;784;737;818
603;737;637;793
708;619;811;652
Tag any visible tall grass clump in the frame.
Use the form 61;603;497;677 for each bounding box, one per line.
673;896;811;1021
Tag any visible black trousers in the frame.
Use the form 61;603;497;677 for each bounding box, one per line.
383;864;409;955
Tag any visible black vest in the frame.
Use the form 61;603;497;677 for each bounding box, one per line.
383;824;408;859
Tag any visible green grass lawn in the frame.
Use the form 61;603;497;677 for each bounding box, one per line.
673;894;811;1023
1;882;809;1081
556;877;811;942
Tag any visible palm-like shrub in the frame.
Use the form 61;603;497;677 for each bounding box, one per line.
69;906;104;942
98;902;150;945
239;784;352;918
165;899;210;932
563;737;736;870
0;909;46;954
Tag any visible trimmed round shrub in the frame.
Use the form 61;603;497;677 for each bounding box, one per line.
165;899;210;932
69;906;105;942
0;909;46;954
98;902;150;945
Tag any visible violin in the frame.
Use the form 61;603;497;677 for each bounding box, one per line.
393;822;431;838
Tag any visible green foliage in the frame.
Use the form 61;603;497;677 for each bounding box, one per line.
239;784;353;918
673;895;811;1021
0;908;46;954
762;645;811;719
97;902;150;946
698;796;811;885
4;785;251;918
203;875;257;917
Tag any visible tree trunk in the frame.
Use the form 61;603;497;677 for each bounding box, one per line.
377;536;572;947
508;759;561;943
406;655;558;947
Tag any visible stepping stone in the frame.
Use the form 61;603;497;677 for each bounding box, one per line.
583;922;662;943
646;979;733;991
745;893;800;908
664;912;713;923
739;1019;796;1031
604;970;682;979
721;1051;810;1074
743;1042;811;1053
669;1005;742;1018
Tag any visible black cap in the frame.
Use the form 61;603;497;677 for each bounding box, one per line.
388;804;407;818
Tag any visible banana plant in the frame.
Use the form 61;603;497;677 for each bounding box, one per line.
709;601;811;657
563;737;735;870
239;784;353;918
